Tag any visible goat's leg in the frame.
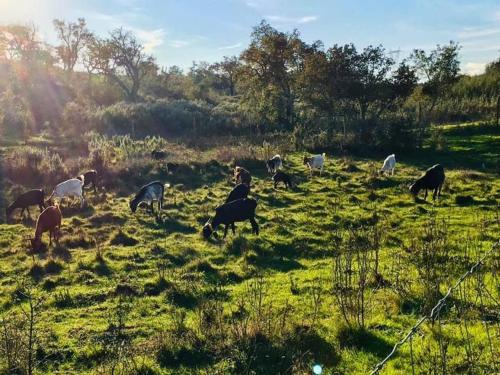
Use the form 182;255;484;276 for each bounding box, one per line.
231;223;236;235
39;204;44;212
26;206;31;219
424;189;428;200
20;207;25;218
49;231;53;247
223;224;229;239
250;218;259;235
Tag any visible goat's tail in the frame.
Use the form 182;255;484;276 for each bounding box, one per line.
79;175;85;186
164;183;171;189
322;153;326;159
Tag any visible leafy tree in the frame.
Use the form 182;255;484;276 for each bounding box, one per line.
85;28;156;101
0;24;53;65
410;42;461;118
240;20;307;130
53;18;92;72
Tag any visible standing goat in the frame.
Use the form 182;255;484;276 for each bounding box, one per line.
266;155;283;174
410;164;445;201
303;153;325;176
77;170;98;195
272;171;293;189
234;166;252;185
6;189;45;219
203;198;259;239
380;154;396;176
130;181;169;215
48;178;85;207
30;205;62;251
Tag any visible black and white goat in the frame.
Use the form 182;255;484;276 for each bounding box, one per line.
6;189;45;219
130;181;169;215
77;170;98;195
203;198;259;239
410;164;445;201
266;154;282;174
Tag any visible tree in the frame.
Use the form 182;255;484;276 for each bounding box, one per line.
410;42;461;118
485;58;500;125
210;56;241;96
0;24;53;65
53;18;92;72
85;28;156;101
239;21;307;130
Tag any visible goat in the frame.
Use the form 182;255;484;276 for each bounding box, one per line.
410;164;445;201
303;153;325;176
266;154;283;174
203;198;259;239
130;181;169;215
151;150;167;160
234;166;252;185
272;171;293;189
77;170;98;195
380;154;396;176
6;189;45;219
30;205;62;251
225;183;250;204
48;178;85;207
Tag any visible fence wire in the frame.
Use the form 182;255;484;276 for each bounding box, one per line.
370;239;499;375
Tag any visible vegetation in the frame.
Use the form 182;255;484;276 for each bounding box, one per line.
0;15;498;375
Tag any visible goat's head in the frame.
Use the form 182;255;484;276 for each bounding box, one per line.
129;198;139;213
202;220;213;239
30;237;42;252
409;181;420;196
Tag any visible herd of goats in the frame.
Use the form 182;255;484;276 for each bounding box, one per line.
4;152;446;250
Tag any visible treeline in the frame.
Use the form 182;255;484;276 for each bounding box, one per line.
0;20;499;151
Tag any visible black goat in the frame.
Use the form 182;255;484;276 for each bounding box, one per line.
130;181;169;215
225;183;250;203
272;171;293;189
6;189;45;219
410;164;445;200
203;198;259;239
151;150;167;160
77;170;98;194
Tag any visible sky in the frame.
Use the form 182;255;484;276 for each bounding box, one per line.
0;0;499;75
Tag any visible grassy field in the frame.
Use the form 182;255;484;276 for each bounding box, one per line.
0;123;498;374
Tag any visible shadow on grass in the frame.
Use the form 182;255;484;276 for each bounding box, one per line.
337;326;392;358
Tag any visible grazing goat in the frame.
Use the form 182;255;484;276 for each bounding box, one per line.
380;154;396;176
303;153;325;176
234;166;252;185
77;170;98;194
272;171;293;189
6;189;45;219
151;150;167;160
130;181;169;215
410;164;445;201
48;178;85;207
203;198;259;239
225;183;250;204
266;154;283;174
31;205;62;251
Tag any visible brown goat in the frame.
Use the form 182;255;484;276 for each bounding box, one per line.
31;206;62;251
234;166;252;185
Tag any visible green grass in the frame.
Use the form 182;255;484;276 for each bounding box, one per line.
0;122;498;374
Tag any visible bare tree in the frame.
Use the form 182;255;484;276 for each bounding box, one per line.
53;18;92;72
86;28;157;101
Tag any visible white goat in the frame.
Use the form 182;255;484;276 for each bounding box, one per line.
48;178;85;207
266;154;283;174
380;154;396;176
303;153;325;176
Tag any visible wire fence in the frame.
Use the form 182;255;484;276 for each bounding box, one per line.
371;239;500;374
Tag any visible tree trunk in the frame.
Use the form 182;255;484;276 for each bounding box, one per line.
496;95;499;126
